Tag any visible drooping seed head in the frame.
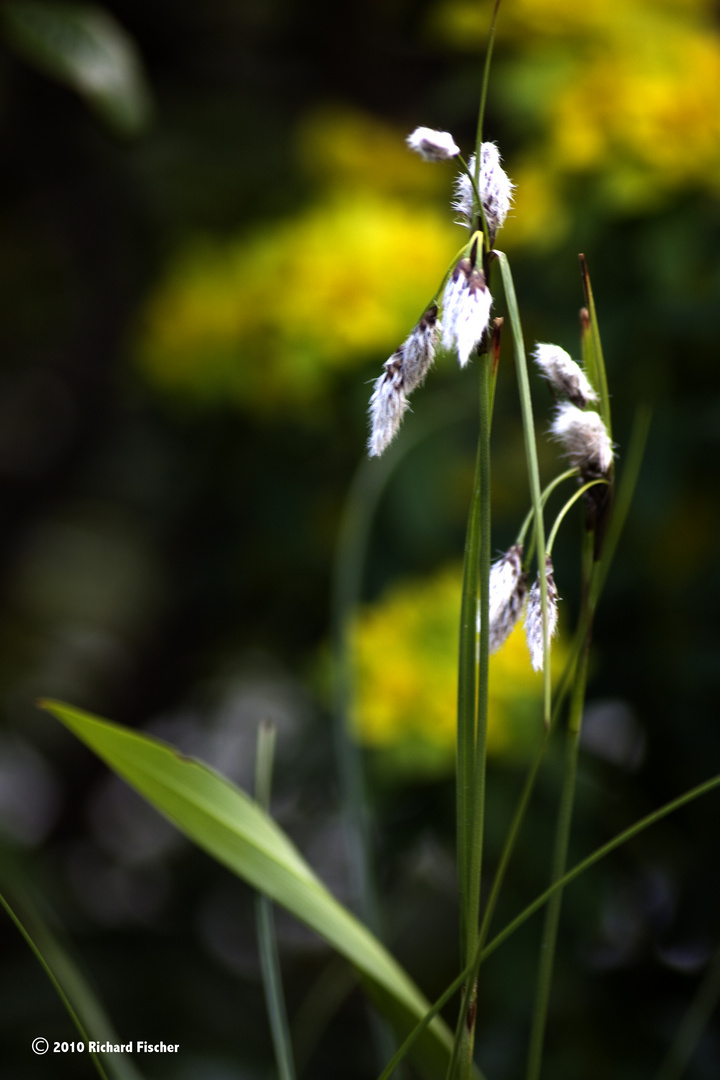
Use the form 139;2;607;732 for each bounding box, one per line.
441;258;493;367
524;556;559;672
407;126;460;162
487;544;528;653
367;307;440;457
453;143;514;241
551;402;614;477
533;342;598;408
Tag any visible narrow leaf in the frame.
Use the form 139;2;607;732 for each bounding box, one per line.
579;254;611;439
0;869;143;1080
40;700;454;1079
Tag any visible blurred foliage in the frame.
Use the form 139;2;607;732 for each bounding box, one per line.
2;1;152;134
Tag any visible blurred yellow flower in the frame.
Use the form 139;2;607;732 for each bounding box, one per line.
428;0;720;238
351;563;564;776
135;107;460;413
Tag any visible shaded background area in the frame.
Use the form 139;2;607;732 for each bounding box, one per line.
0;0;719;1077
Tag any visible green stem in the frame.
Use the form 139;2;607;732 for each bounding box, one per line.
455;352;492;1080
0;891;112;1080
456;352;493;1080
483;771;720;965
525;651;587;1080
545;480;608;557
526;519;594;1080
517;469;578;552
254;722;296;1080
495;250;550;726
474;0;503;186
446;728;552;1080
376;768;720;1080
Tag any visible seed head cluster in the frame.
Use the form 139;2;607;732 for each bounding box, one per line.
551;401;614;479
441;258;493;369
367;307;439;457
533;343;598;409
453;144;514;241
487;544;527;653
524;557;559;672
406;127;460;162
368;126;513;456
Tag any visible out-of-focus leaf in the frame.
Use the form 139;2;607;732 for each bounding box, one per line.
40;700;456;1080
2;1;152;135
0;859;143;1080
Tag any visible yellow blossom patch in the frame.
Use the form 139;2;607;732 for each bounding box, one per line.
135;191;458;412
351;564;565;776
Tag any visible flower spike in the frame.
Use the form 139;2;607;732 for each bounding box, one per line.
533;343;598;408
453;143;514;242
441;257;493;368
524;556;559;672
368;306;440;457
407;127;460;162
551;402;613;478
485;544;528;653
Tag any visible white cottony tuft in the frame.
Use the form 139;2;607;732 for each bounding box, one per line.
407;127;460;162
441;258;493;367
551;402;614;477
485;544;528;653
368;307;440;457
525;556;559;672
533;342;598;408
453;143;514;241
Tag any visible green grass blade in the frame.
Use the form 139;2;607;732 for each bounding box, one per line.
495;249;550;726
481;771;720;963
0;871;142;1080
579;255;612;439
40;699;454;1079
254;721;296;1080
384;766;720;1080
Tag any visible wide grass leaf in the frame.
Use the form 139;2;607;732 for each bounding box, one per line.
40;700;455;1079
2;1;152;134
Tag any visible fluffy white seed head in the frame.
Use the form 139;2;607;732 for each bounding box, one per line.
453;143;514;240
367;307;439;457
486;544;528;653
533;342;598;408
441;258;493;367
524;557;559;672
551;402;614;477
407;127;460;162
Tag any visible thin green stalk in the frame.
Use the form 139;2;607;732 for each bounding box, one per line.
482;770;720;965
525;641;588;1080
545;480;608;556
0;890;112;1080
474;0;503;189
517;468;578;552
454;351;493;1080
254;721;296;1080
456;390;483;966
377;768;720;1080
655;945;720;1080
495;250;551;726
446;729;552;1080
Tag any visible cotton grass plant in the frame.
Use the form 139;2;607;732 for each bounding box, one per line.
6;4;720;1080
